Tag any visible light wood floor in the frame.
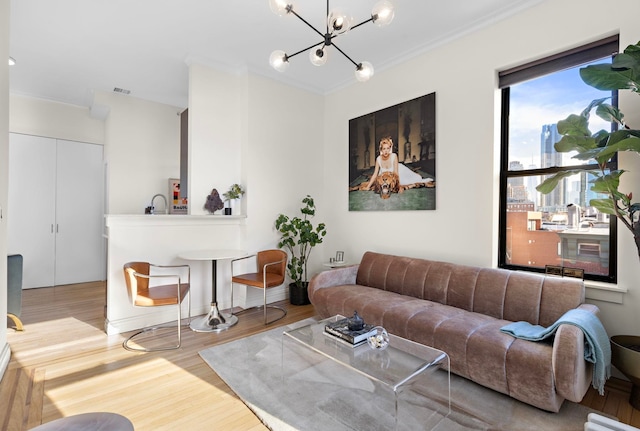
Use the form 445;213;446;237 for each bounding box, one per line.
3;282;640;430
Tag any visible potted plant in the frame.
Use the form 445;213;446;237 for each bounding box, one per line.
537;41;640;408
275;195;327;305
222;183;245;215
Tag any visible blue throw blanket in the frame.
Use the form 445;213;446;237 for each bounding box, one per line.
500;308;611;395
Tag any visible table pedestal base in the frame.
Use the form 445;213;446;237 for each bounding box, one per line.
190;302;238;333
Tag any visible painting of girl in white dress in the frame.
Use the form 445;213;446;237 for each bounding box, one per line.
348;93;436;211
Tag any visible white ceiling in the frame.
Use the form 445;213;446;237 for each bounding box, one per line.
9;0;542;110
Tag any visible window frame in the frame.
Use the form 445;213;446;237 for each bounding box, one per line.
498;36;619;283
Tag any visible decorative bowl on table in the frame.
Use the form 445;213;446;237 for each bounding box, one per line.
367;326;389;350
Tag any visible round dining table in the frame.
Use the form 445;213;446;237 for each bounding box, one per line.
178;249;247;332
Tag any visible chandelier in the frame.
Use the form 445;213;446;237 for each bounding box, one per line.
268;0;395;82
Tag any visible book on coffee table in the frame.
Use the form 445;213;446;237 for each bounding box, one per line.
324;317;375;345
323;331;370;348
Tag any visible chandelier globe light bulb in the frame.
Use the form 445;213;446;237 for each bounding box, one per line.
372;1;394;27
355;61;374;82
269;50;290;72
328;9;352;34
269;0;293;16
310;46;328;66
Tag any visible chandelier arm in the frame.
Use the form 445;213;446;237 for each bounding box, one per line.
287;40;326;60
350;17;374;31
330;42;360;68
289;8;325;39
326;0;330;34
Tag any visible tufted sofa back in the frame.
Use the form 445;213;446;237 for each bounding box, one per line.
355;251;585;327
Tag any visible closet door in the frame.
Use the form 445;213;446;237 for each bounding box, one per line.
55;140;105;285
8;134;57;289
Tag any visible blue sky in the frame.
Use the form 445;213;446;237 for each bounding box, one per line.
509;60;611;168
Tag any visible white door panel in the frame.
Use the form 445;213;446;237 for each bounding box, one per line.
55;140;105;285
8;134;57;289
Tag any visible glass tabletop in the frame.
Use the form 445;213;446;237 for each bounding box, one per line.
283;315;448;393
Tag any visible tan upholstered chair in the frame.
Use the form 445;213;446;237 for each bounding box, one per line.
122;262;191;352
231;250;287;325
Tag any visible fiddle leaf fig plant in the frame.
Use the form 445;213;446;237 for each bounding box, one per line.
537;41;640;259
275;195;327;287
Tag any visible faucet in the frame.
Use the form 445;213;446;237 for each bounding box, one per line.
149;194;168;214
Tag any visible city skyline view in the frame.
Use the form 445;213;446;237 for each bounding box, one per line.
508;59;612;170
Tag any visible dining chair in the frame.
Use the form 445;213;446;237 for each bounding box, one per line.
231;249;287;325
122;262;191;351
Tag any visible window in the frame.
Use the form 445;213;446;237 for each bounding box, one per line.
498;36;619;282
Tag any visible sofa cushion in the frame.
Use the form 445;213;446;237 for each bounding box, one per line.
356;251;584;326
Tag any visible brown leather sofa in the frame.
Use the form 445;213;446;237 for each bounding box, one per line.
308;251;597;412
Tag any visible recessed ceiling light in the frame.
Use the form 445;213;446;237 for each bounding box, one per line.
8;57;16;66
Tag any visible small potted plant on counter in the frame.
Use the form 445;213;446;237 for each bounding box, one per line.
275;195;327;305
222;183;245;215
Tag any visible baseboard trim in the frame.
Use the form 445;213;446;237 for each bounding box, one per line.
0;343;11;383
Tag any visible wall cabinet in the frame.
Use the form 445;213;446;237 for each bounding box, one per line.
8;133;105;289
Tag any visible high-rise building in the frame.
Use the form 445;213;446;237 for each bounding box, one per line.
540;124;564;211
507;161;528;202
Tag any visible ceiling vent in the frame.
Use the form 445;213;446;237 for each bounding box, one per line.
113;87;131;95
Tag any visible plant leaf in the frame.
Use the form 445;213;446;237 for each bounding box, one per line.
555;135;597;153
590;170;623;194
594;136;640;164
581;63;640;93
589;198;617;215
536;170;584;194
557;114;591;136
595;102;624;125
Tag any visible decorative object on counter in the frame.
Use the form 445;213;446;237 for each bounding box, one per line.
367;326;389;350
222;183;245;215
275;195;327;305
204;188;224;214
335;251;344;263
168;178;188;214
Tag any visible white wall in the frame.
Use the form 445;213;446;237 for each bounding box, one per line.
9;95;104;144
244;73;325;251
0;0;11;381
94;91;181;214
188;63;243;215
322;0;640;337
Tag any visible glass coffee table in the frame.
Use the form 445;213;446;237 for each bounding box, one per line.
282;315;450;429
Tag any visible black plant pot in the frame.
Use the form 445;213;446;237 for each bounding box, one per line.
289;282;310;305
611;335;640;409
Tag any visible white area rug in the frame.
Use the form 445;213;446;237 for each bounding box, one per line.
199;318;598;431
